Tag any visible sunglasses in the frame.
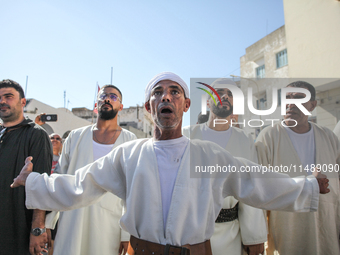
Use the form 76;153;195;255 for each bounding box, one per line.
98;93;121;102
50;137;61;141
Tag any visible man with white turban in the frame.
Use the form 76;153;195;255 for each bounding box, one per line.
12;72;329;255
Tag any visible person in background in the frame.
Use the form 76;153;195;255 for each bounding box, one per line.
34;114;63;174
197;111;210;124
183;78;266;255
43;85;136;255
34;115;64;255
0;79;52;255
256;81;340;255
334;120;340;140
49;133;62;174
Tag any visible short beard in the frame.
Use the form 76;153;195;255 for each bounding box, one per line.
211;103;233;118
99;109;118;120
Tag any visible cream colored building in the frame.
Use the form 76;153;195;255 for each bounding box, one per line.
283;0;340;130
238;26;290;137
71;105;153;138
22;99;153;139
24;99;91;138
118;105;153;138
238;0;340;136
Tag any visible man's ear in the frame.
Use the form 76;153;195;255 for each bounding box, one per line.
183;98;191;113
309;100;317;112
21;98;26;107
119;103;123;111
145;101;151;113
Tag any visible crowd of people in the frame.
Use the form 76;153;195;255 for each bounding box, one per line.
0;72;338;255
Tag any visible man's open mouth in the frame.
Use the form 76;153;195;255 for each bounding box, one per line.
160;106;173;114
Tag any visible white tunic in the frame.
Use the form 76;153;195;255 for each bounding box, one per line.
256;123;340;255
183;124;267;255
334;120;340;139
27;138;319;247
48;125;136;255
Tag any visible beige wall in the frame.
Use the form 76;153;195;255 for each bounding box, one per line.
283;0;340;129
239;26;289;137
283;0;340;78
119;105;153;137
25;99;91;137
316;86;340;130
240;26;288;79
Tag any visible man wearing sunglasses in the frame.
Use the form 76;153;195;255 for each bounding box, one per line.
0;79;52;255
45;85;136;255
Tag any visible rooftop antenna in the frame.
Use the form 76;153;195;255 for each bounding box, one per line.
111;67;113;84
25;76;28;97
64;91;66;108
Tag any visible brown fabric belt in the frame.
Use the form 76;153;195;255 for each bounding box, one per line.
127;235;212;255
215;202;239;223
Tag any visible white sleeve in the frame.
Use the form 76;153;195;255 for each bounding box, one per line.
120;201;130;242
26;148;126;211
45;211;60;229
58;132;72;174
222;157;319;212
238;202;267;245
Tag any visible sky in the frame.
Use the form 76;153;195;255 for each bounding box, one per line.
0;0;285;127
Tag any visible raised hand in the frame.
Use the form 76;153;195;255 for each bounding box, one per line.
11;156;33;188
312;170;330;194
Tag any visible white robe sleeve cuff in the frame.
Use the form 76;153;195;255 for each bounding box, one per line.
45;211;60;229
307;175;319;212
26;172;41;209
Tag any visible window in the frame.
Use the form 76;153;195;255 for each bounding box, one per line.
276;49;288;68
256;97;267;110
256;92;267;110
256;65;265;78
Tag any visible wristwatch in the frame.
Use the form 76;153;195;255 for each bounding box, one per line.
31;227;46;236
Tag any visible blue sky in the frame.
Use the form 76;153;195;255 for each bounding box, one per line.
0;0;285;127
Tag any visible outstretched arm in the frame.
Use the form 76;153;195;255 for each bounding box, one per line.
11;152;126;212
221;156;330;212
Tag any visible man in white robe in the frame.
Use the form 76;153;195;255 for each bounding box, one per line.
183;78;266;255
12;72;330;255
47;85;136;255
256;81;340;255
334;120;340;139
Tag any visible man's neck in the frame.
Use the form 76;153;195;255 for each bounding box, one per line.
207;113;231;131
2;116;25;128
95;117;120;131
153;126;182;140
288;121;311;134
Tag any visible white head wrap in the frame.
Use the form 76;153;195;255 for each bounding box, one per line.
145;72;189;102
211;78;238;88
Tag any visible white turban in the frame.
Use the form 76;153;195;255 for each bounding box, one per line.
145;72;189;102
